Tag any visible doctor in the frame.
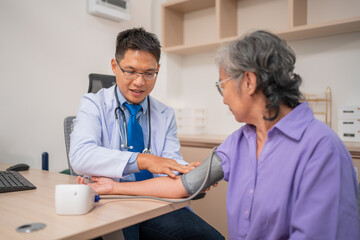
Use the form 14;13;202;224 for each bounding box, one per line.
70;27;223;240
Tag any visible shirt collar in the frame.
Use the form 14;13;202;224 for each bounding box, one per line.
243;102;314;142
270;102;314;141
116;87;148;113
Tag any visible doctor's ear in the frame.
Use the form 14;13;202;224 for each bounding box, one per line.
157;63;161;72
111;58;118;74
243;72;257;95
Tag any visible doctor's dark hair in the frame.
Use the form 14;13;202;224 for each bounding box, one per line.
115;27;161;63
215;30;304;121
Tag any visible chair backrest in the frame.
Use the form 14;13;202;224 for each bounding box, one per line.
64;116;77;176
88;73;116;93
63;74;115;175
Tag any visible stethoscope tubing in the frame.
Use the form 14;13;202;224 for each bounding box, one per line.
114;86;152;154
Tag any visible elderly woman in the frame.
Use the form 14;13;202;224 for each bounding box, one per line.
78;30;359;239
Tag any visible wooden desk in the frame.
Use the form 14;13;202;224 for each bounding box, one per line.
0;163;189;240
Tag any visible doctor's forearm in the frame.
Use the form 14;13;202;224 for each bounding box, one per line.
113;176;189;198
70;144;132;177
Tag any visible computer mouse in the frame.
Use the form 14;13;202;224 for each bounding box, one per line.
6;163;30;171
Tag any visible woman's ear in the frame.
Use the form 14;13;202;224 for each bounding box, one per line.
243;72;257;95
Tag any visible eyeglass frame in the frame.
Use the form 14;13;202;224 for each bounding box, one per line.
215;76;233;96
116;59;158;81
215;73;244;96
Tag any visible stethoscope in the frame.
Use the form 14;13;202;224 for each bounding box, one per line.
114;86;152;154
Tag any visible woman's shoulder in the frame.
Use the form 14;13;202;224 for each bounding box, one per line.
302;118;350;161
305;118;339;144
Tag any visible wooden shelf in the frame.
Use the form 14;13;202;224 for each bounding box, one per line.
163;0;215;13
162;0;237;54
277;16;360;41
303;87;332;127
162;0;360;55
163;37;236;55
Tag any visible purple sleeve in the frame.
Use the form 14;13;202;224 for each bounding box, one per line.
216;143;230;182
216;130;242;182
290;136;359;239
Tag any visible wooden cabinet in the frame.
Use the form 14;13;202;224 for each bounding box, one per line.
162;0;360;55
179;135;228;238
344;142;360;183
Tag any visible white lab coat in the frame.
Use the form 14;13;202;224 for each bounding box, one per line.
70;86;187;179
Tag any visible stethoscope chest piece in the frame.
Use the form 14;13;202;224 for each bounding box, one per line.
142;148;153;154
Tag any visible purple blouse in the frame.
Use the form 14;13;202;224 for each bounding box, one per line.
216;102;359;240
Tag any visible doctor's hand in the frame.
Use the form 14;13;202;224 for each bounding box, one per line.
187;161;202;169
77;176;116;195
137;154;193;178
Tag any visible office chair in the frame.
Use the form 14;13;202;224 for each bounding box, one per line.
88;73;116;93
64;114;125;239
62;74;116;176
64;116;78;176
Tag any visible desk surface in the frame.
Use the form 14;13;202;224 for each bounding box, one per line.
0;163;189;240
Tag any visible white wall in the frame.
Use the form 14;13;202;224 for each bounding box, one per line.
0;0;153;172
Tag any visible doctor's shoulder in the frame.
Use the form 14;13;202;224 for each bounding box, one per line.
80;87;115;113
148;95;174;115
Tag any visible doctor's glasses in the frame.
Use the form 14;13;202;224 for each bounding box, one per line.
116;59;158;81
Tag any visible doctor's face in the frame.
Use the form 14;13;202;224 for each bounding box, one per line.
111;49;160;104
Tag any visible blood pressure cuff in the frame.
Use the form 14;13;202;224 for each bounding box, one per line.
181;151;224;195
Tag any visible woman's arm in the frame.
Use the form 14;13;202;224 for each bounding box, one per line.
77;150;224;198
77;176;189;198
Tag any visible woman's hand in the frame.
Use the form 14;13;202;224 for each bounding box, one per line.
77;176;116;194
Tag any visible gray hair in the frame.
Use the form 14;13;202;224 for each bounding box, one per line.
215;30;303;121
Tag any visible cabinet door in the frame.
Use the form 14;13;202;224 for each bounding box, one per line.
180;146;228;238
353;158;360;183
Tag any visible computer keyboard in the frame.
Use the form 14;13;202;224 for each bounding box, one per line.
0;171;36;193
